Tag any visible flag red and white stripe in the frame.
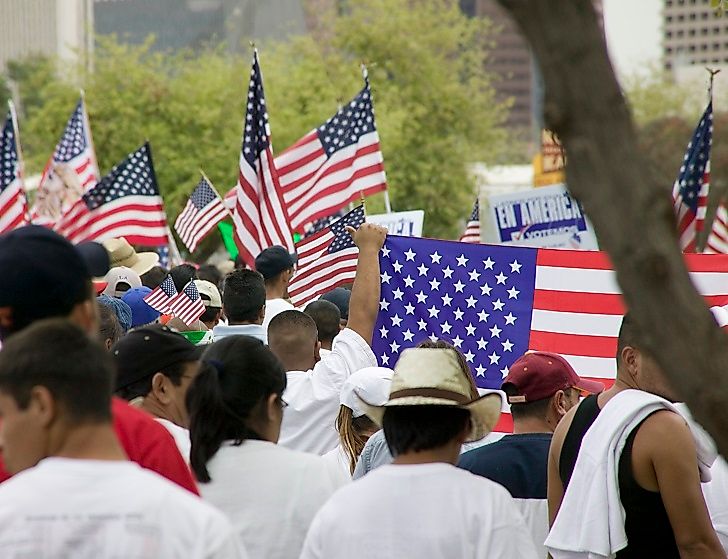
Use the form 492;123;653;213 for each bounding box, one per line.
168;280;206;325
459;199;480;243
144;275;178;313
174;176;230;253
32;97;99;227
275;76;386;231
0;104;27;234
705;201;728;254
230;50;294;267
288;206;365;307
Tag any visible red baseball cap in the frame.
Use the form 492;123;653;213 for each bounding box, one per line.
501;351;604;404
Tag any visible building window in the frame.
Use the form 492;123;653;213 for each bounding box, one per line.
689;29;696;36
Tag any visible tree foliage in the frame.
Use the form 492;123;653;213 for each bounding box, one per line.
6;0;508;241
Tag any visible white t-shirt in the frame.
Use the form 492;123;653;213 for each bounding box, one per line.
300;462;539;559
0;458;246;559
278;328;377;454
703;455;728;553
155;417;191;463
321;444;352;486
199;439;339;559
262;298;295;330
211;323;267;344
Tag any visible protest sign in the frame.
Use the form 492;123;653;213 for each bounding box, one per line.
367;210;424;237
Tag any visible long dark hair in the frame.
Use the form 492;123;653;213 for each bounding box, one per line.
186;335;286;482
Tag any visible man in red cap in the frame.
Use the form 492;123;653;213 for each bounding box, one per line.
459;350;603;557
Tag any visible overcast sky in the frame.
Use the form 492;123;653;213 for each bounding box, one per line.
602;0;662;77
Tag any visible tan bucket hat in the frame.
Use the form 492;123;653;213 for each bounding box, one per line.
357;348;502;442
102;238;159;276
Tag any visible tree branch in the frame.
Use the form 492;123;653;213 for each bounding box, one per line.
497;0;728;456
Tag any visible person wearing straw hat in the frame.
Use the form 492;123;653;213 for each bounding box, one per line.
299;347;539;559
102;237;159;276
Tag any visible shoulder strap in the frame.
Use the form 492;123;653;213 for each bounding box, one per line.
559;394;601;489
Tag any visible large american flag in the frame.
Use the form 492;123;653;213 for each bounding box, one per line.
230;50;294;267
705;201;728;254
0;107;27;234
288;205;365;307
459;198;480;243
32;98;99;226
275;75;387;231
174;176;229;253
673;101;712;252
374;235;728;432
56;142;168;246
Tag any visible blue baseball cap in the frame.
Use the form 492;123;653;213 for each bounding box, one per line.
121;286;160;327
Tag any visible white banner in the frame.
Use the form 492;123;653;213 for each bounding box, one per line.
367;210;424;237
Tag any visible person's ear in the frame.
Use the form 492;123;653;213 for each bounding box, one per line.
259;304;266;322
314;340;321;363
151;373;171;404
105;338;113;351
28;386;57;429
0;307;14;339
622;346;639;381
266;393;279;422
553;390;569;418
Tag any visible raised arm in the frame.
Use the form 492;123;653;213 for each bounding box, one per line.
344;223;387;345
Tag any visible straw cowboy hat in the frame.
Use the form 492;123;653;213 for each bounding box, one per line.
102;238;159;276
357;348;502;442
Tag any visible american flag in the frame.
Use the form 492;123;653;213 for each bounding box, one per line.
705;201;728;254
288;205;365;307
168;280;206;325
0;107;27;234
144;274;178;313
230;50;294;267
373;235;728;432
32;98;99;226
174;176;229;253
304;209;345;238
56;142;168;246
275;74;387;231
459;199;480;243
673;101;712;252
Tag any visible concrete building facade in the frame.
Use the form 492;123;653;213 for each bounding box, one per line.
663;0;728;70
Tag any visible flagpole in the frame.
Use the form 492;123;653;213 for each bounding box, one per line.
79;89;100;184
199;169;232;217
8;100;30;223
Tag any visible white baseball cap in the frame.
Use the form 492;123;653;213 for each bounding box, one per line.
340;367;394;418
102;266;142;298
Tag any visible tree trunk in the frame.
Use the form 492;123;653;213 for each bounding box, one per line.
496;0;728;456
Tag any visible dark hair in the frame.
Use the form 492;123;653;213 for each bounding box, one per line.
4;280;92;338
169;264;198;291
98;304;123;346
383;406;470;457
0;319;113;423
222;269;266;323
197;264;223;290
140;266;169;289
115;360;189;401
502;384;553;420
187;336;286;482
200;303;222;324
616;313;642;366
304;300;341;344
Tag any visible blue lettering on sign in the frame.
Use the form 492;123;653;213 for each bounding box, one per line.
494;192;588;242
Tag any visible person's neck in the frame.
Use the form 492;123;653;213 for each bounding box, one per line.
392;445;461;466
265;284;286;300
52;423;127;462
597;376;634;409
512;417;553;434
321;340;333;351
227;319;261;326
140;399;184;428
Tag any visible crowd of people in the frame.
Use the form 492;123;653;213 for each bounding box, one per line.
0;222;727;558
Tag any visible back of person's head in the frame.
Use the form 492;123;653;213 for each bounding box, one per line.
197;264;223;290
101;266;141;299
0;225;109;340
121;286;160;327
383;406;471;457
320;287;351;325
169;263;198;291
187;336;286;482
194;280;222;326
617;312;640;367
267;310;319;370
97;294;133;333
222;269;266;323
140;265;169;290
0;319;114;473
98;304;123;349
304;300;341;346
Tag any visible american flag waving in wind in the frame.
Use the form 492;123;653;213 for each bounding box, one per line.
459;199;480;243
56;142;168;246
230;50;294;267
288;205;366;307
275;69;387;231
705;201;728;254
673;101;712;252
174;175;230;253
0;104;27;234
32;97;99;226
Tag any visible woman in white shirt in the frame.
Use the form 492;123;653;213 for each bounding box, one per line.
187;335;339;559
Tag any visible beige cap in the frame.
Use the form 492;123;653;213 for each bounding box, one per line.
102;238;159;276
357;348;502;442
102;266;142;298
194;279;222;308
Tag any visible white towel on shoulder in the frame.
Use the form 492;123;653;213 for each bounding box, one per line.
545;389;716;559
